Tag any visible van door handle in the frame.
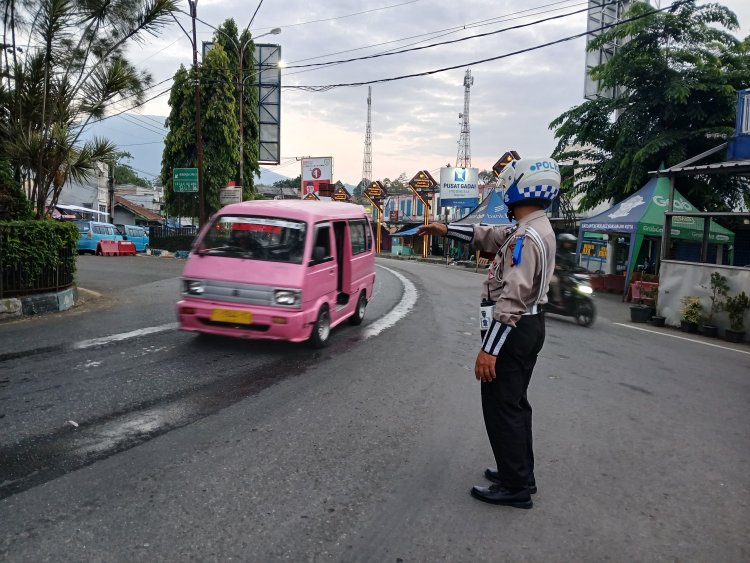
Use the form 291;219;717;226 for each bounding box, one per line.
328;269;335;275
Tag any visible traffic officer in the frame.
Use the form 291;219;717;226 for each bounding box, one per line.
418;157;559;509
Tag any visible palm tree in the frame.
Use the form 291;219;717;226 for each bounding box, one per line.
0;0;177;218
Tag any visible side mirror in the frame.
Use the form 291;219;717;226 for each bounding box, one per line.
311;246;327;264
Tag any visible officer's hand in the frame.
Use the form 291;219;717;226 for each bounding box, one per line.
474;350;496;382
416;223;447;237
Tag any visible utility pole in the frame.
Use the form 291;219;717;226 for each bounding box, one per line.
189;0;206;226
108;163;115;221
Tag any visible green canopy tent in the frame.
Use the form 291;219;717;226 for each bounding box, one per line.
577;176;735;294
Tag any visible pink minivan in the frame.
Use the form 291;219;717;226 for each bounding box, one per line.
177;200;376;347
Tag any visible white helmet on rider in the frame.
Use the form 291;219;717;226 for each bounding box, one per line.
497;157;561;210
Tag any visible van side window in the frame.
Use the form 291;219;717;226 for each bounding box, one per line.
364;217;372;250
93;225;104;234
313;225;331;262
350;220;367;255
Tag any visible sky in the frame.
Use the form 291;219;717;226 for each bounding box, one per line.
107;0;750;185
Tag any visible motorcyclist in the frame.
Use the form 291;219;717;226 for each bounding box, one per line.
550;233;577;303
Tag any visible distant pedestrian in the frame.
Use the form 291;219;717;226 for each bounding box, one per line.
418;157;559;509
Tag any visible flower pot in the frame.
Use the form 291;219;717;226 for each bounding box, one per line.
630;305;652;323
724;329;745;343
680;320;698;333
700;324;718;338
649;315;665;327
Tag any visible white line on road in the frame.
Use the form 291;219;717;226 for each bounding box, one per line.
362;265;418;340
614;323;750;356
74;323;178;350
71;266;414;350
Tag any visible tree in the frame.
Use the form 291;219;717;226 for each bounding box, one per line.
161;44;239;218
0;160;32;220
272;175;301;190
0;0;177;218
114;152;151;188
212;19;260;199
550;1;750;211
161;66;197;218
478;170;495;184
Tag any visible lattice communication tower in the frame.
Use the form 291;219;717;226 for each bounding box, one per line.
456;69;473;168
359;86;373;195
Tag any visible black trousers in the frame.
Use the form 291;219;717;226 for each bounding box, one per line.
481;313;545;491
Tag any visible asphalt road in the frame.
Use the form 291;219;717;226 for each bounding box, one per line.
1;255;748;562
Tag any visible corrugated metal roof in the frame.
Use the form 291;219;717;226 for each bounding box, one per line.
651;159;750;176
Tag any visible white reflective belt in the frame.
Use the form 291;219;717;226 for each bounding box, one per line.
523;304;539;315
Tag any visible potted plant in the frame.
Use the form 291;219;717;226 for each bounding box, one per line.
629;274;657;323
699;272;729;338
724;291;750;343
679;296;702;333
646;285;665;327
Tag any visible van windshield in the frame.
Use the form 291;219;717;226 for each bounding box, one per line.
198;215;307;264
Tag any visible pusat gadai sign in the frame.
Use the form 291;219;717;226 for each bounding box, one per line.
439;167;479;208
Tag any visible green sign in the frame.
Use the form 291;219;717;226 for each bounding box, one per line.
173;168;198;193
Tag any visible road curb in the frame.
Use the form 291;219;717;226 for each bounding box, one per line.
0;286;78;322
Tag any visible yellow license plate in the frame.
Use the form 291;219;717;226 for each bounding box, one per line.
210;309;253;324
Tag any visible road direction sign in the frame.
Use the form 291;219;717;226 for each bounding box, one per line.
365;181;387;199
332;186;352;202
409;170;437;192
492;151;521;177
173;168;199;193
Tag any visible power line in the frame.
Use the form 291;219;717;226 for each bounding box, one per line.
285;0;688;92
285;0;584;66
282;0;609;70
180;0;421;41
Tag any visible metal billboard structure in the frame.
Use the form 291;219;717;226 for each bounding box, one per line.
254;44;281;164
584;0;632;100
584;1;663;100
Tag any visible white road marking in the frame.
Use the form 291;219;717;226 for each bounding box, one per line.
71;267;413;350
614;323;750;356
74;323;178;350
362;265;418;339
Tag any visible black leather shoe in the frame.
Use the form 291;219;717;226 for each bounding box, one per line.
484;468;537;494
470;484;533;508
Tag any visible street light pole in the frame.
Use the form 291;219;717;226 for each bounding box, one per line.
189;0;206;226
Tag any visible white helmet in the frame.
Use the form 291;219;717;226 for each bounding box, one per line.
497;157;561;209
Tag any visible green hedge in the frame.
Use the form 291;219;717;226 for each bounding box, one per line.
150;234;196;252
0;220;79;294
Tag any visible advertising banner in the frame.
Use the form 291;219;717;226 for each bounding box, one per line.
439;167;479;208
301;157;333;197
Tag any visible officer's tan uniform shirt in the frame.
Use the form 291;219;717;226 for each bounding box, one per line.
446;210;556;354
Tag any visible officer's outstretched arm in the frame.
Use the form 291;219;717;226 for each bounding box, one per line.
444;224;512;254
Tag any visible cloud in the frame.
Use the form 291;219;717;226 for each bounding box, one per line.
109;0;750;183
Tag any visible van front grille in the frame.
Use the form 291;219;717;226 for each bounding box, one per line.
188;280;274;307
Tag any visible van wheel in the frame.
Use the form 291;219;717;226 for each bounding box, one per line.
349;291;367;325
309;305;331;348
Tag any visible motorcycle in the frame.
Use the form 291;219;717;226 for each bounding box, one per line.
545;268;596;327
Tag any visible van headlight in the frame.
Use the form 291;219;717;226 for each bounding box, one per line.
576;284;594;295
183;279;205;295
274;289;301;307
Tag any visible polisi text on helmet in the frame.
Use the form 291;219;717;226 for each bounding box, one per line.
529;161;559;172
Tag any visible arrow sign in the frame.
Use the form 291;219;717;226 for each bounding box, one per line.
492;151;521;177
